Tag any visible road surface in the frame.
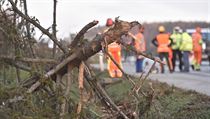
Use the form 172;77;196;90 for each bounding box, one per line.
92;57;210;96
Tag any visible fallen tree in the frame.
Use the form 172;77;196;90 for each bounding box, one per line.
0;0;165;118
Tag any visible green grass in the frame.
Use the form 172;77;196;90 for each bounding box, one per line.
99;70;210;119
0;69;210;118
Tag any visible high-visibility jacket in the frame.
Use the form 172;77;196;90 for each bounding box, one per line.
170;33;182;50
107;42;122;78
180;32;193;51
156;33;170;53
134;33;146;52
192;32;203;52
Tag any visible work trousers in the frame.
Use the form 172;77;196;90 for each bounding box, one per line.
159;52;172;73
183;51;190;72
194;50;202;70
172;49;183;71
136;58;144;73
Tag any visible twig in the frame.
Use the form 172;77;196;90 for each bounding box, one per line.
8;0;69;54
121;42;165;65
135;61;157;93
22;0;37;58
84;62;129;119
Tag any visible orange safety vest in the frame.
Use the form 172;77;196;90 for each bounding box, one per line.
107;42;122;78
156;33;170;53
134;33;146;52
192;32;202;52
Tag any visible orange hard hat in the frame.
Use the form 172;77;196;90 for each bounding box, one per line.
158;26;165;32
196;27;201;33
106;18;114;27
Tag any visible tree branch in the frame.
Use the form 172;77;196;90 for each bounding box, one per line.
4;60;31;72
22;0;37;58
27;20;133;93
0;55;57;64
120;41;165;65
52;0;57;58
84;62;129;119
8;0;69;54
68;20;99;50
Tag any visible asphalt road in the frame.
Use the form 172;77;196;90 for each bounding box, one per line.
92;57;210;96
122;60;210;96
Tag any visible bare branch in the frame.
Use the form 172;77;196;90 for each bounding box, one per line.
121;41;165;65
68;20;99;50
84;62;129;119
22;0;37;58
27;53;77;93
8;0;69;54
135;61;157;93
52;0;57;58
0;55;57;64
4;60;31;72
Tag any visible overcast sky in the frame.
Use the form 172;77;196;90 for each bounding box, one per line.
26;0;210;38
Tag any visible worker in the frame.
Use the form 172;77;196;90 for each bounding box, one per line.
128;26;146;73
105;18;123;78
170;26;183;72
107;42;123;78
179;29;193;72
152;26;173;73
192;27;203;71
